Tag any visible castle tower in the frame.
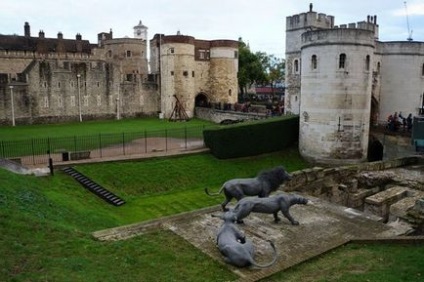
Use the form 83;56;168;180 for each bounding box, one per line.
133;20;148;40
209;40;239;105
160;35;196;118
285;4;334;114
299;26;376;164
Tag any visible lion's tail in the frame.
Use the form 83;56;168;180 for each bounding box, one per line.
250;240;278;269
204;186;224;196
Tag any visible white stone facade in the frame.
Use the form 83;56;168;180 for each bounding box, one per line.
286;4;424;164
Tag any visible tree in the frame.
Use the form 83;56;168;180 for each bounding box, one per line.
237;38;266;97
256;52;286;101
256;52;285;86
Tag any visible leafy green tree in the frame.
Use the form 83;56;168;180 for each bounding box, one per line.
256;52;285;101
237;38;266;97
238;39;285;101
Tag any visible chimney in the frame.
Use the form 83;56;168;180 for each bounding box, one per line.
76;33;82;52
39;30;45;38
24;22;31;37
309;3;313;12
58;32;63;39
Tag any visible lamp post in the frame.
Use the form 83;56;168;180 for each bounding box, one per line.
116;97;120;120
77;74;82;122
9;85;15;126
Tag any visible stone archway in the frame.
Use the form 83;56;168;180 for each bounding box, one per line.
195;92;209;107
367;135;384;162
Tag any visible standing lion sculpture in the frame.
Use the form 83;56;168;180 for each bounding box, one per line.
205;166;292;211
232;193;309;225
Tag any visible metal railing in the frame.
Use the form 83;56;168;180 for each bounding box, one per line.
0;126;209;166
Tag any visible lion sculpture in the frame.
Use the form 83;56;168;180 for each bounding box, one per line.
212;211;278;268
205;166;292;211
232;193;309;225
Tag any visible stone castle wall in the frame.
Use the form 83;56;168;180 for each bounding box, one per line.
299;28;375;164
0;25;238;124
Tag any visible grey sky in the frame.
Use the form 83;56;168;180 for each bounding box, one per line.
1;0;423;58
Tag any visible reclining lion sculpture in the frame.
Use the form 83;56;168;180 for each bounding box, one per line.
212;212;278;268
205;166;292;211
232;193;309;225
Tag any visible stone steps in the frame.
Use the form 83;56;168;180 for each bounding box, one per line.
363;186;424;228
364;186;409;223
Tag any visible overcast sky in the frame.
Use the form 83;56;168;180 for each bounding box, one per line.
1;0;423;58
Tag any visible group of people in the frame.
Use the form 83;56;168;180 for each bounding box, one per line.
387;112;413;132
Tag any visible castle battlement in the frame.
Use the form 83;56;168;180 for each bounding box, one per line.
286;4;334;31
334;15;379;39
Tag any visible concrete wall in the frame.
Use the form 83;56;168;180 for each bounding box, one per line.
195;107;267;123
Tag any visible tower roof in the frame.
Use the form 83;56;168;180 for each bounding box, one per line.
134;20;147;29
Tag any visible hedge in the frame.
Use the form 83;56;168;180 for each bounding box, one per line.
203;116;299;159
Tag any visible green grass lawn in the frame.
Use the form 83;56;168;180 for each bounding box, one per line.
260;243;424;282
1;119;423;281
0;148;308;281
0;117;216;140
0;117;217;160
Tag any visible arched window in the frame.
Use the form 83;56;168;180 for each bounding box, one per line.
365;55;370;71
339;53;346;69
311;55;317;69
294;59;299;73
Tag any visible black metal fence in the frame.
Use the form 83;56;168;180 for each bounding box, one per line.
0;126;209;166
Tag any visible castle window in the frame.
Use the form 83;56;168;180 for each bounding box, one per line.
70;81;74;88
170;48;175;54
64;62;70;70
97;81;100;87
199;50;205;59
43;96;49;108
57;96;63;108
43;81;48;88
377;62;381;74
339;53;346;69
422;63;424;76
58;82;61;88
365;55;370;71
108;50;112;57
294;59;299;73
311;55;317;70
171;71;174;76
126;50;132;57
183;71;188;77
229;89;232;96
234;51;238;58
192;71;195;77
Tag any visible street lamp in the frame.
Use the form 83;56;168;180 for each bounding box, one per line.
116;97;120;120
77;74;82;122
9;85;15;126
